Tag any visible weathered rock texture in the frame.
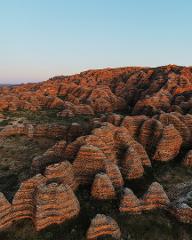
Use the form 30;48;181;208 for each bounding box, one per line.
91;173;116;200
120;182;170;214
35;182;80;231
44;161;78;191
119;188;142;214
0;172;80;231
0;193;13;230
142;182;170;211
86;214;121;240
1;66;192;115
153;125;182;162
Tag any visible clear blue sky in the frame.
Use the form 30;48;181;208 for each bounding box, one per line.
0;0;191;84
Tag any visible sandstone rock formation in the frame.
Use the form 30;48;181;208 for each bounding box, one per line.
73;145;107;184
153;125;182;162
44;161;78;191
0;193;12;230
1;65;192;236
35;182;80;231
12;174;46;220
91;173;116;200
119;188;142;214
121;115;148;138
86;214;121;240
31;140;67;174
122;146;144;180
142;182;170;211
105;161;124;189
0;173;80;231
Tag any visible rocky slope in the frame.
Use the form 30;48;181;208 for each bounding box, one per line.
0;65;192;239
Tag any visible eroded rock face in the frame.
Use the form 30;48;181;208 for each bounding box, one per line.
121;115;148;138
31;140;67;174
119;188;142;214
105;161;124;189
91;173;116;200
1;65;192;236
158;113;191;146
122;146;144;180
12;174;46;220
153;125;182;162
1;65;192;115
86;214;121;240
0;171;80;231
35;183;80;231
139;118;163;154
73;145;107;184
120;182;170;214
142;182;170;211
44;161;78;191
0;193;12;230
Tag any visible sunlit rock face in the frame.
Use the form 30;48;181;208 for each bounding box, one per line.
0;65;192;237
1;65;192;114
153;125;182;162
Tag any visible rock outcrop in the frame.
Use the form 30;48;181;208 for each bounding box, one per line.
122;146;144;180
31;140;67;174
0;173;80;231
73;145;107;184
44;161;78;191
12;174;46;220
142;182;170;211
91;173;116;200
0;193;12;230
86;214;121;240
35;182;80;231
119;188;142;214
153;125;182;162
105;161;124;189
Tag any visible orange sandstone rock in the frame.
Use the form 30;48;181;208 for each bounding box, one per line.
142;182;170;211
86;214;121;240
91;173;116;200
119;188;142;214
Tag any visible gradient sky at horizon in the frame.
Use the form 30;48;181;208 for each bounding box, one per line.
0;0;191;84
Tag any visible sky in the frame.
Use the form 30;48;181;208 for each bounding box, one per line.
0;0;191;84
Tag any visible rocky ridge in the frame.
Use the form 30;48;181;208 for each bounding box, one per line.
0;65;192;239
